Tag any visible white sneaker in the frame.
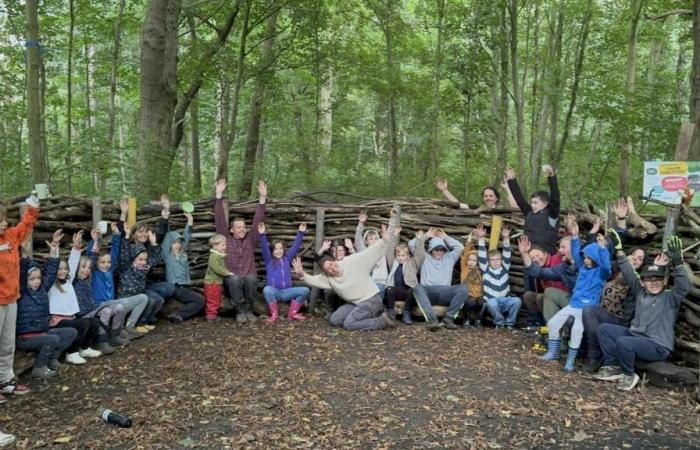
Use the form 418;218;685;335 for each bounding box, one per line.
0;431;16;446
65;352;87;365
79;348;102;358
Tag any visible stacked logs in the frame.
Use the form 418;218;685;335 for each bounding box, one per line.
1;192;699;369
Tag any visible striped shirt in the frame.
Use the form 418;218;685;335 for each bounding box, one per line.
477;239;511;300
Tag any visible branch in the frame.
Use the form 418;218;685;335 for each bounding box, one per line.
646;9;692;21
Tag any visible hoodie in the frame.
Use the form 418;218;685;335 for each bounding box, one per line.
568;236;611;308
408;236;464;286
16;257;59;335
118;241;162;297
0;205;39;304
161;226;192;286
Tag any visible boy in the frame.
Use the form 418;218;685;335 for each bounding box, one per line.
203;234;233;322
477;224;521;330
593;234;689;391
386;229;426;324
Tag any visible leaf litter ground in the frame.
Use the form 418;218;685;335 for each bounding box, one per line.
4;317;699;449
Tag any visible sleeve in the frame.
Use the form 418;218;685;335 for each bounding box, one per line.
42;257;60;289
617;254;642;301
413;237;426;268
147;245;163;268
460;252;468;283
85;239;98;264
215;198;228;235
507;179;531;215
355;222;367;252
111;234;122;266
118;236;131;273
7;205;39;245
67;248;81;283
502;241;512;272
571;237;584;269
407;237;417;255
386;236;397;267
249;203;266;248
477;239;488;273
302;272;331;290
443;235;464;264
344;239;388;272
160;233;174;256
259;233;272;264
547;175;560;219
597;246;612;281
116;220;126;236
670;264;690;308
155;218;169;244
209;255;232;278
182;225;192;250
287;231;304;261
527;263;565;282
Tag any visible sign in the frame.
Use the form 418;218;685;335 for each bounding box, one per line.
643;161;700;206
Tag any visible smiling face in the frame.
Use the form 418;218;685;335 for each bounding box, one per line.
482;188;499;208
529;248;548;267
171;239;182;254
213;241;227;253
133;225;149;243
27;269;42;291
628;249;645;270
331;245;346;261
642;276;665;294
430;247;447;260
321;259;342;277
273;242;284;259
133;252;148;269
467;253;478;269
57;260;69;282
530;196;548;213
97;253;112;272
77;258;92;280
488;252;502;270
558;238;571;259
365;232;379;246
395;248;410;265
230;219;246;239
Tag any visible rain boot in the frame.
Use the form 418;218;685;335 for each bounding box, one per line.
266;301;279;324
288;300;306;321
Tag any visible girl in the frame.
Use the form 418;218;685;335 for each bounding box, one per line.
258;222;309;323
48;231;102;364
435;178;518;211
386;229;424;325
459;234;485;330
160;211;205;323
86;223;149;340
15;231;78;379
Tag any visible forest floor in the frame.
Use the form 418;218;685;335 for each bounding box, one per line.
4;315;700;449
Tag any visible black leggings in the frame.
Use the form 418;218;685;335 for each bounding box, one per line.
53;317;100;353
461;296;485;320
385;286;414;311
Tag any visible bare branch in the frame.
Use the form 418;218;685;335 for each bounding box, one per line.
646;9;692;21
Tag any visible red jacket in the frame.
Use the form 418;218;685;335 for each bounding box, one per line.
0;206;39;304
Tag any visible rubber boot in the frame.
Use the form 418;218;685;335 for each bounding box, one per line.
539;339;561;362
564;347;579;373
265;301;279;324
288;300;306;321
401;309;413;325
109;328;128;347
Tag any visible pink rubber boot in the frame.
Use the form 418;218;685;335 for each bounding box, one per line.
287;300;306;321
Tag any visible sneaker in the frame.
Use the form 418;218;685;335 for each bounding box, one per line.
79;348;102;358
0;431;16;447
167;313;184;324
442;317;458;330
473;320;484;330
143;324;156;331
31;366;57;379
135;325;151;334
48;359;68;372
245;311;256;321
616;373;640;391
582;358;602;374
593;366;623;381
426;318;442;332
96;342;116;355
125;327;145;340
109;332;128;347
401;310;413;325
381;311;398;328
462;319;472;330
0;379;30;396
65;352;87;365
506;325;517;333
236;313;247;324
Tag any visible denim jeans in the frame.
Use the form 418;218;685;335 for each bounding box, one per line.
413;284;469;320
173;286;205;319
142;281;175;323
262;286;310;305
582;305;626;360
598;323;670;375
225;275;257;311
485;296;521;326
16;328;78;368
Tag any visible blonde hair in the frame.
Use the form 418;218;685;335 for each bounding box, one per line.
78;256;93;278
395;243;409;256
209;234;226;247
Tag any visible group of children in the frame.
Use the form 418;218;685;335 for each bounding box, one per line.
0;167;691;445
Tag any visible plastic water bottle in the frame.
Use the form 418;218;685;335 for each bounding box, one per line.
99;408;132;428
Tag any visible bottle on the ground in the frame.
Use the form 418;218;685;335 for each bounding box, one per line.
99;408;132;428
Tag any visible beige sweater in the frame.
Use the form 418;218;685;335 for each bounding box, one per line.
303;239;387;304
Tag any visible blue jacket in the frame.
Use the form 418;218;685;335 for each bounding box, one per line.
569;237;611;308
86;234;121;305
161;226;192;286
16;257;59;335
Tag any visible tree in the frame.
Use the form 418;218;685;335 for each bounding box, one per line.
25;0;48;185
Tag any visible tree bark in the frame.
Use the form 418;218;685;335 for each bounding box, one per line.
508;0;526;187
136;0;180;200
65;0;75;194
428;0;445;179
689;1;700;159
108;0;125;193
25;0;48;185
237;7;280;199
547;1;564;164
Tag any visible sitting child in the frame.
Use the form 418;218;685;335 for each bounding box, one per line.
593;234;689;391
16;232;78;379
476;224;521;330
460;234;485;329
203;234;233;322
386;228;424;325
47;231;102;364
540;217;611;372
258;222;309;323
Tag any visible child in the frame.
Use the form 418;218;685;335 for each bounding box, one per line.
355;211;393;298
476;224;521;330
47;231;102;364
16;232;78;379
203;234;233;322
118;229;162;333
258;222;309;323
86;223;149;341
540;217;611;372
386;229;424;325
505;165;560;255
460;234;485;329
0;195;38;403
160;211;205;323
593;234;689;391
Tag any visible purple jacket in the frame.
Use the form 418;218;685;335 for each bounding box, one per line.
259;231;304;289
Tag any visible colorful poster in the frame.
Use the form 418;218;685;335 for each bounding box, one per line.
643;161;700;207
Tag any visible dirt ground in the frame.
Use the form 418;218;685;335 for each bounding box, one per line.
3;317;700;449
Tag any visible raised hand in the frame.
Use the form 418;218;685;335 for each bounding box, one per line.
51;229;64;247
292;257;305;277
425;228;438;238
564;215;579;236
298;222;307;232
215;179;227;199
666;235;684;266
517;235;531;255
614;198;628;220
542;164;554;177
435;229;447;239
148;230;157;246
160;194;170;211
319;240;332;254
504;167;516;181
119;197;129;214
72;230;85;250
258;222;266;234
90;228;100;242
184;212;194;226
111;222;120;235
435;178;448;192
381;224;389;241
474;224;487;239
257;180;268;199
654;253;669;266
596;233;606;248
393;225;402;237
344;237;355;251
358;211;368;223
501;225;511;240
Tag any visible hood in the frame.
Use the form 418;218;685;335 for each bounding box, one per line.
582;243;604;267
20;258;41;293
166;231;185;248
427;238;448;253
363;229;379;243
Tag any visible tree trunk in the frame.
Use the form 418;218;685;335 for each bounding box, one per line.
428;0;445;179
237;7;280;199
216;0;250;182
136;0;180;200
317;63;333;172
65;0;75;195
108;0;125;192
508;0;526;187
620;0;644;197
25;0;48;185
689;2;700;160
547;1;564;165
462;91;472;200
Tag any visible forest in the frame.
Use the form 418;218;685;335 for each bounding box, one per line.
0;0;699;204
